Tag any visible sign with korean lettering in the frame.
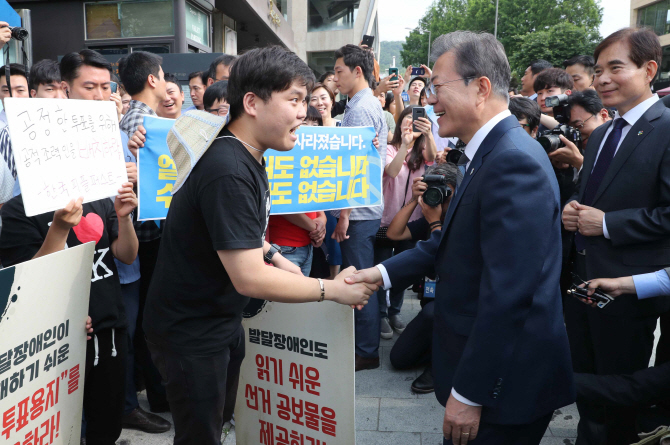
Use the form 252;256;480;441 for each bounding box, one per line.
0;242;94;445
4;98;128;217
265;126;382;215
236;301;355;445
137;115;175;221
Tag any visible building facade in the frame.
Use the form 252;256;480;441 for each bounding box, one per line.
631;0;670;90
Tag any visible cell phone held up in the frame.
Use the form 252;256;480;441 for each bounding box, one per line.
412;107;426;132
411;67;426;76
110;81;118;94
362;34;375;48
388;67;399;82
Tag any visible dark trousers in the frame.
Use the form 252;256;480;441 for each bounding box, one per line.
121;280;141;414
147;328;245;445
565;254;657;445
443;413;551;445
85;328;127;445
375;238;414;317
339;218;381;358
390;300;433;369
135;238;169;411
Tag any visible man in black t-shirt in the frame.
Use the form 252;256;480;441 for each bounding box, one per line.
143;46;378;445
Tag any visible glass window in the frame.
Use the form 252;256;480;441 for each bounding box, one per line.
85;0;174;40
308;0;359;32
185;3;209;46
637;0;670;36
307;51;336;79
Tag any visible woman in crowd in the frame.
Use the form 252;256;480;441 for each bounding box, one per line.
376;105;437;340
419;87;428;107
406;77;426;107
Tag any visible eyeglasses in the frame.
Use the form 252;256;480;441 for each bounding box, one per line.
206;106;229;116
571;114;595;130
426;77;476;98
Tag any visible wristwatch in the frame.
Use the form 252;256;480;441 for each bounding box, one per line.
264;243;282;263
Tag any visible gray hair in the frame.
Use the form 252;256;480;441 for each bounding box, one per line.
425;162;458;190
430;31;511;101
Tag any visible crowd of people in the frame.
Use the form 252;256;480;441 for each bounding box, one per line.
2;14;670;445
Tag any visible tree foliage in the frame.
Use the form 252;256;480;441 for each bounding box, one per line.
400;0;603;76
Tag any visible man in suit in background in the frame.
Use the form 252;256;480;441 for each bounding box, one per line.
562;27;670;445
346;31;575;445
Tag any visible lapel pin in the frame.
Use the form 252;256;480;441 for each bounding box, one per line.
638;131;644;136
470;168;474;175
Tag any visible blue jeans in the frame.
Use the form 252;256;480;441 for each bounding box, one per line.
279;244;313;276
121;280;141;414
339;219;381;359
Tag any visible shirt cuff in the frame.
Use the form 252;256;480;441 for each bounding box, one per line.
376;264;392;290
633;270;670;300
602;214;610;239
451;388;481;407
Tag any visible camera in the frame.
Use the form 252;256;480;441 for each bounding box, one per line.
537;94;582;154
4;26;28;41
423;174;452;207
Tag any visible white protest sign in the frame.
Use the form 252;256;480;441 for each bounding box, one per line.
5;98;128;216
236;301;355;444
0;243;94;445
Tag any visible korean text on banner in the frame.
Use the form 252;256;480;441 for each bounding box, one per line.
236;300;355;444
137;115;176;221
266;126;382;215
4;98;128;217
0;243;94;445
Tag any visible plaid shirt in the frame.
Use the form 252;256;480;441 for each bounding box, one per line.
120;100;161;242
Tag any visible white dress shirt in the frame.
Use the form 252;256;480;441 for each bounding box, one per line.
593;94;659;239
376;109;512;407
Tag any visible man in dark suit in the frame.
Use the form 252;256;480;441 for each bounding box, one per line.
561;27;670;445
346;31;575;445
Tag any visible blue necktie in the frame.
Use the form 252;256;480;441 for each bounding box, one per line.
575;117;627;252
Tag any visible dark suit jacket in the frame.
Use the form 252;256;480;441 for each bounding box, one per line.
383;116;575;425
568;100;670;318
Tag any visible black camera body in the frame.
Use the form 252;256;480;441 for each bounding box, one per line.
5;26;28;41
423;174;452;207
537;94;582;154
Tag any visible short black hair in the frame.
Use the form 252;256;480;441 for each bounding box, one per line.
334;44;374;84
319;71;335;83
118;51;162;96
533;68;573;93
227;46;315;122
408;76;426;90
29;59;61;91
528;59;553;75
203;80;228;110
567;89;606;116
306;105;323;126
164;73;182;93
509;96;541;131
60;49;112;84
0;63;27;83
208;54;237;81
188;71;204;83
563;55;595;75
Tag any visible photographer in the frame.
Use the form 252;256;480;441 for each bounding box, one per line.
386;162;458;394
509;96;541;139
534;68;573;134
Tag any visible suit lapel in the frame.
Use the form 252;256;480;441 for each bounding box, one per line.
439;116;520;243
578;122;610;201
591;101;664;205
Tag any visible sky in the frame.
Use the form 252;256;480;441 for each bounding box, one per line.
378;0;631;42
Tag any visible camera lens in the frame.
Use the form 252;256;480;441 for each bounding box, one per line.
538;134;563;154
423;188;443;207
9;27;28;41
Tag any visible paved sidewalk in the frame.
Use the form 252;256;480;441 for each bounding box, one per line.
118;291;578;444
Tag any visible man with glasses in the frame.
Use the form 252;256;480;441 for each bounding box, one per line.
203;80;229;118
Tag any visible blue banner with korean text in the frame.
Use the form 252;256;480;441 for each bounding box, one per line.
137;115;176;221
264;126;382;215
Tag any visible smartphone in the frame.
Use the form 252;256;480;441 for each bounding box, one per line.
110;81;118;94
411;67;426;76
388;67;399;81
412;107;426;131
362;34;375;47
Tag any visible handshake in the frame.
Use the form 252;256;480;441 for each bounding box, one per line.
329;266;384;310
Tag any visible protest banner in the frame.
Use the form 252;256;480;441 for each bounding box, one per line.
137;115;176;221
4;98;128;217
236;301;355;444
0;243;94;445
137;124;381;219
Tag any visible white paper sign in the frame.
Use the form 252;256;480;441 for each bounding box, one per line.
236;301;356;444
0;243;94;445
5;98;128;216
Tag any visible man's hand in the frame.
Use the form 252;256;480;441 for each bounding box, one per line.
0;23;11;49
332;217;349;242
125;162;137;185
372;134;380;149
392;76;405;96
309;219;326;247
580;276;635;298
53;197;84;231
329;266;377;308
418;196;443;225
548;136;583;170
419;64;432;79
271;254;303;276
577;204;605;237
562;200;580;232
114;182;138;218
443;394;482;445
435;150;450;164
412;177;427;199
403;66;413;84
85;316;94;340
376;76;399;96
128;125;146;159
343;266;382;310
